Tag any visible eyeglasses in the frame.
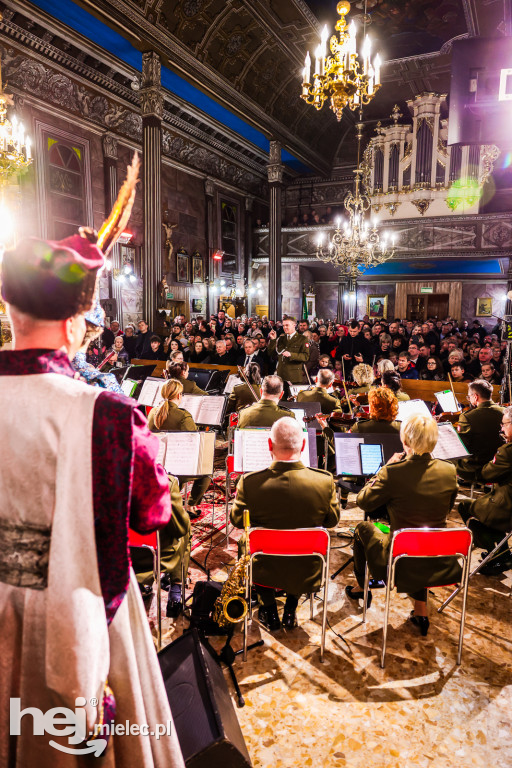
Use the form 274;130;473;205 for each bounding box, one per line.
503;421;512;426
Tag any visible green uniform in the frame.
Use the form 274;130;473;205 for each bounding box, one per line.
354;454;460;598
297;386;341;415
395;390;410;402
227;383;261;414
351;418;401;434
468;441;512;532
181;377;207;396
268;332;309;384
132;475;191;586
237;398;295;428
231;460;340;597
348;385;371;396
456;400;504;481
147;402;210;506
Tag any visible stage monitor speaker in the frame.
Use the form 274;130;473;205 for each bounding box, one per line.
158;629;252;768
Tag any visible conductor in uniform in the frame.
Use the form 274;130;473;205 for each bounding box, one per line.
231;418;340;630
268;316;310;384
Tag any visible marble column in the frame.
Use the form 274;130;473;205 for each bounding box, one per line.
205;177;215;316
267;140;283;320
141;51;163;329
102;133;122;324
244;194;254;312
337;275;347;323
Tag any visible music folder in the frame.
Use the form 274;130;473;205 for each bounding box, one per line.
334;432;403;477
432;422;470;460
435;389;460;413
138;376;165;407
223;375;243;395
285;401;323;430
180;394;227;426
121;378;138;398
232;427;317;473
155;431;216;476
396;398;432;421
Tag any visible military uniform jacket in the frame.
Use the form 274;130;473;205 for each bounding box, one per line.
351;418;401;434
356;453;460;593
148;401;198;432
231;460;340;594
457;400;504;467
268;332;309;384
181;377;207;396
297;386;341;414
472;441;512;531
237;398;295;428
227;383;261;414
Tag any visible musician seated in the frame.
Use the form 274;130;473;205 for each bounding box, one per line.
373;358;394;387
458;406;512;574
346;414;460;636
382;369;410;401
231;418;340;630
132;474;191;618
226;362;262;414
297;368;341;414
148;379;210;519
348;363;374;396
350;387;400;434
237;375;295;428
456;379;504;483
166;360;207;395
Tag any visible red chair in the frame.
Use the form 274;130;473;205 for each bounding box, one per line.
128;529;162;650
362;527;473;668
244;527;331;662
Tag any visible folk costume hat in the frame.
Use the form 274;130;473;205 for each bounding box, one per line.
1;153;139;320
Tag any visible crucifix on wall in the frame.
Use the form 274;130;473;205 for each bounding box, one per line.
162;221;178;272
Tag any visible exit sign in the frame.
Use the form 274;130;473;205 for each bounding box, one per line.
420;287;433;294
166;292;174;299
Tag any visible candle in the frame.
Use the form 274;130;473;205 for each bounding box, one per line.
304;51;311;83
349;21;356;57
374;53;381;85
321;25;329;58
368;66;374;95
25;136;31;160
363;36;371;75
315;45;324;77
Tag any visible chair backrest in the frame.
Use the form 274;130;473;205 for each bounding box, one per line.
390;527;472;559
226;454;235;474
128;529;158;549
248;527;330;558
229;413;239;428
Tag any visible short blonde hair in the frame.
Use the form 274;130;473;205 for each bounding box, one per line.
400;414;438;454
352;363;375;387
377;358;394;376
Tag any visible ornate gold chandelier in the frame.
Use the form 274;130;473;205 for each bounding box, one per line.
0;60;32;183
301;1;381;121
316;122;396;278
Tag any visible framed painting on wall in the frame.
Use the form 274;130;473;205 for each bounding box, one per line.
367;294;388;320
176;248;189;283
192;252;204;283
476;297;492;317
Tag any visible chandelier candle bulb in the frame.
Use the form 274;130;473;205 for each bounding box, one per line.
304;51;311;83
321;25;329;57
374;53;381;85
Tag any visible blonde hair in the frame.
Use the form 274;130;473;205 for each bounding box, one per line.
377;358;394;376
154;379;183;429
352;363;375;387
400;413;438;454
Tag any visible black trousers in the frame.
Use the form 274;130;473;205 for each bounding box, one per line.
458;501;510;556
255;586;299;608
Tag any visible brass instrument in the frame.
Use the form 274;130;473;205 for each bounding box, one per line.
212;509;250;626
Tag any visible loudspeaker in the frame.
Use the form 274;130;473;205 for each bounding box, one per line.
158;629;252;768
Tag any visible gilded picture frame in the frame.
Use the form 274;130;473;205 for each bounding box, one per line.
476;297;492;317
367;294;388;320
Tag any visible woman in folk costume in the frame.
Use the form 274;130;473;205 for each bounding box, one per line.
0;156;185;768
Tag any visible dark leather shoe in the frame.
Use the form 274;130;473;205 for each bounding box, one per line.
368;578;386;589
139;583;153;605
409;611;429;636
166;584;183;618
340;497;348;509
345;585;372;609
282;596;298;629
258;604;281;631
479;557;512;576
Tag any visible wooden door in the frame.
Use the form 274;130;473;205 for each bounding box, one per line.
426;294;449;320
406;293;450;321
406;294;425;322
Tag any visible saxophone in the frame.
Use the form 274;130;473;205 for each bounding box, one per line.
212;509;250;627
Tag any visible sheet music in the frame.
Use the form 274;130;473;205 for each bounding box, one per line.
396;399;432;421
292;408;306;429
162;432;201;475
121;379;137;398
435;389;459;413
180;394;202;421
290;384;311;397
138;377;163;406
224;375;242;394
432;423;470;460
233;429;311;472
197;395;226;425
335;436;364;476
155;433;167;467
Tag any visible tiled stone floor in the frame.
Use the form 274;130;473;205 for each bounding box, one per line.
152;488;512;767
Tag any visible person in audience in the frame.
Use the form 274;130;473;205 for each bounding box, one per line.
303;329;320;376
297;368;341;414
122;323;138;360
458;406;512;574
408;342;426;374
237;336;266;371
135;318;153;358
148;379;210;519
0;219;183;764
420;356;445;381
318;353;333;370
350;387;401;434
227;362;262;413
467;345;493;378
189;339;210;363
202;336;216;361
166;361;207;395
238;375;295;428
450;361;473;383
334;320;372;372
231;417;340;630
210;339;232;365
346;414;459;635
111;334;130;366
396;351;419;379
145;335;166;361
382;369;410;401
456;379;504;482
223;334;238;364
480;361;502;385
377;333;392;359
132;474;190;618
